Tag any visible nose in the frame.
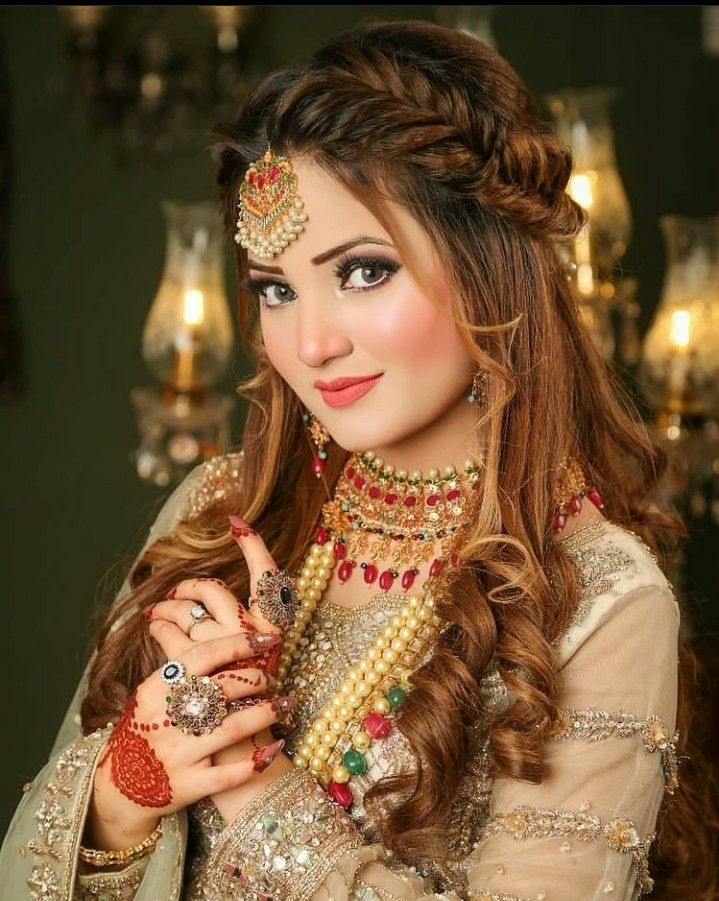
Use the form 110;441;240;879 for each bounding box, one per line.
296;296;352;369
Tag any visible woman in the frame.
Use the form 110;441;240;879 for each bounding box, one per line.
2;17;716;901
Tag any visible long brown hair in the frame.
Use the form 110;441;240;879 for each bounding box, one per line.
81;18;718;897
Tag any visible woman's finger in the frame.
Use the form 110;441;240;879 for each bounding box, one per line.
165;577;245;627
148;599;226;642
147;617;194;659
192;740;286;796
228;515;292;633
197;695;295;758
170;630;283;681
213;666;277;698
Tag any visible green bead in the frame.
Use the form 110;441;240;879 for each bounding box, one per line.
386;686;407;709
343;749;367;775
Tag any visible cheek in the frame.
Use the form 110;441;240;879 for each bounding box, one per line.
362;283;461;364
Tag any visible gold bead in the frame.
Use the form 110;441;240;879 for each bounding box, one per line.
398;627;413;642
365;670;381;685
359;659;372;673
312;720;325;734
332;764;351;784
374;697;391;714
338;705;352;720
347;669;360;683
406;614;420;630
400;606;412;618
391;638;407;653
309;756;323;773
382;648;398;663
367;648;380;661
408;596;421;608
315;746;330;761
357;680;373;697
347;693;361;709
375;637;390;650
383;625;397;640
374;659;389;674
321;731;335;746
330;720;344;734
305;733;319;748
294;755;308;769
297;744;312;759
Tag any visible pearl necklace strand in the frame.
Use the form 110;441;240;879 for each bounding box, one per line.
275;532;447;806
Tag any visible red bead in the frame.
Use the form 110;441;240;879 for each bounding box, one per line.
426;494;440;506
369;486;382;499
568;495;582;515
354;476;365;489
328;781;353;808
333;540;346;559
346;467;356;479
364;564;378;584
316;527;330;545
587;488;605;509
384;493;398;505
338;561;354;583
364;712;392;739
446;489;461;500
403;495;417;506
401;570;415;590
430;558;443;577
379;570;395;590
311;457;326;477
553;512;567;532
450;553;461;567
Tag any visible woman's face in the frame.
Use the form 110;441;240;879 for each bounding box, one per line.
245;156;476;456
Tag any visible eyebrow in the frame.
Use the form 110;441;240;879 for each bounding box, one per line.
247;236;394;274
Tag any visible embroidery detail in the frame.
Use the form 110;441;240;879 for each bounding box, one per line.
548;707;680;794
198;767;364;900
185;451;244;520
20;727;112;901
469;891;535;901
480;805;655;895
75;854;150;899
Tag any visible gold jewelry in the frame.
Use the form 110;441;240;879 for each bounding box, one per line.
234;146;308;259
302;407;331;478
165;673;229;736
467;367;488;405
78;820;163;867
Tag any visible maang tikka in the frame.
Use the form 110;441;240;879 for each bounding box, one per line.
235;146;308;259
302;408;331;478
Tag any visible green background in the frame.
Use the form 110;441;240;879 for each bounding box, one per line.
1;6;717;833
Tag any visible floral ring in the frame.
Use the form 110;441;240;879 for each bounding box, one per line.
164;673;229;736
248;568;300;630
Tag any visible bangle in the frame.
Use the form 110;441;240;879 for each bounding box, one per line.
78;819;163;867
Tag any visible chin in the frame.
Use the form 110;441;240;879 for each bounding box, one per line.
328;420;416;456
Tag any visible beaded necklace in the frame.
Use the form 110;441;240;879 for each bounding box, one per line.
275;450;605;808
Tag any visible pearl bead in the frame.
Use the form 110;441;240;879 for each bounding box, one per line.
357;681;372;697
332;764;350;784
294;755;308;769
374;659;389;674
321;732;335;746
320;554;334;567
428;469;439;478
382;648;398;663
353;730;371;750
297;744;312;759
365;670;381;685
301;567;313;578
367;648;380;661
312;720;325;734
408;596;421;608
391;638;407;653
383;625;397;640
309;756;323;773
330;720;344;734
375;637;389;650
311;577;324;590
399;627;413;642
315;746;330;761
390;615;403;629
374;697;391;714
316;567;331;580
305;733;318;748
347;693;361;709
359;659;372;673
338;705;352;720
347;669;360;683
296;577;309;590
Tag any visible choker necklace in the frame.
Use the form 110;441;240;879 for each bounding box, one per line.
316;450;484;590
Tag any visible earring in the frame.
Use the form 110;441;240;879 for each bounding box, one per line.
467;368;487;406
301;407;331;478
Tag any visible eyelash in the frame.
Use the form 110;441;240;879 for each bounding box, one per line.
242;253;401;309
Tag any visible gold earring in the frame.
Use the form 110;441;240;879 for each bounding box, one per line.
467;368;487;406
302;407;331;478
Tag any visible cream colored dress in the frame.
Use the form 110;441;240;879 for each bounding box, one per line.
0;452;681;901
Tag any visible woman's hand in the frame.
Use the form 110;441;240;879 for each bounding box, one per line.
87;629;291;851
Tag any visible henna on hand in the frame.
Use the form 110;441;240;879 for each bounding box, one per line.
99;694;173;808
250;737;285;773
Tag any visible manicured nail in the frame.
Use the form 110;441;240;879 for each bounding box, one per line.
142;604;156;621
247;632;282;653
228;515;257;537
265;673;278;691
269;695;297;722
252;738;285;772
165;586;177;600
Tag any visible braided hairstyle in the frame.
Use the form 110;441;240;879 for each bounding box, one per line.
198;17;715;896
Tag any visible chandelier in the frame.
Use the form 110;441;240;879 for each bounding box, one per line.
59;6;257;160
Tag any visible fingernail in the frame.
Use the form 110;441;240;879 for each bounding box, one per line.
228;515;257;538
165;586;177;600
248;632;282;652
252;738;285;772
142;604;156;621
269;695;297;721
265;673;278;691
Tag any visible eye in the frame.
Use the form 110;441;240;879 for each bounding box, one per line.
333;253;401;293
242;278;297;308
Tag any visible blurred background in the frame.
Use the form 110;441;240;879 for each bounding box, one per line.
1;5;718;833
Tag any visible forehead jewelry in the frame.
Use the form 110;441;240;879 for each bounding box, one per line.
234;146;308;259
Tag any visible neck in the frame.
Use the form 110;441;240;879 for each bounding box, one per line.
362;393;485;476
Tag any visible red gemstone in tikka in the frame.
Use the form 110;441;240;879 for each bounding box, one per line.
384;493;398;505
311;457;326;477
446;489;461;500
403;495;417;506
346;467;356;479
553;512;567;532
333;540;346;559
316;527;330;545
568;495;583;515
430;558;444;577
426;494;440;506
354;476;365;489
369;486;382;499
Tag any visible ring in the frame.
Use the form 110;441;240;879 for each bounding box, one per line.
249;568;300;629
159;659;186;684
165;673;229;736
186;604;213;638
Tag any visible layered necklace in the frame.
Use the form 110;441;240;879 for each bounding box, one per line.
274;449;604;808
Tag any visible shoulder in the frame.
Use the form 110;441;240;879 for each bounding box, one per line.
552;516;679;667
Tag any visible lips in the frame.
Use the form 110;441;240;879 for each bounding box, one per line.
317;373;383;408
314;373;383;392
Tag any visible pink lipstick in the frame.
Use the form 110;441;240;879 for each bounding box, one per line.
316;373;383;408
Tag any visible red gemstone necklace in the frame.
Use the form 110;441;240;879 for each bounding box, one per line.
315;450;485;592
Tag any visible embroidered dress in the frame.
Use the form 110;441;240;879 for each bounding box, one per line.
0;453;681;901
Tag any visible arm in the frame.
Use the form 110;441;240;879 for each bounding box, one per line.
193;582;679;901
